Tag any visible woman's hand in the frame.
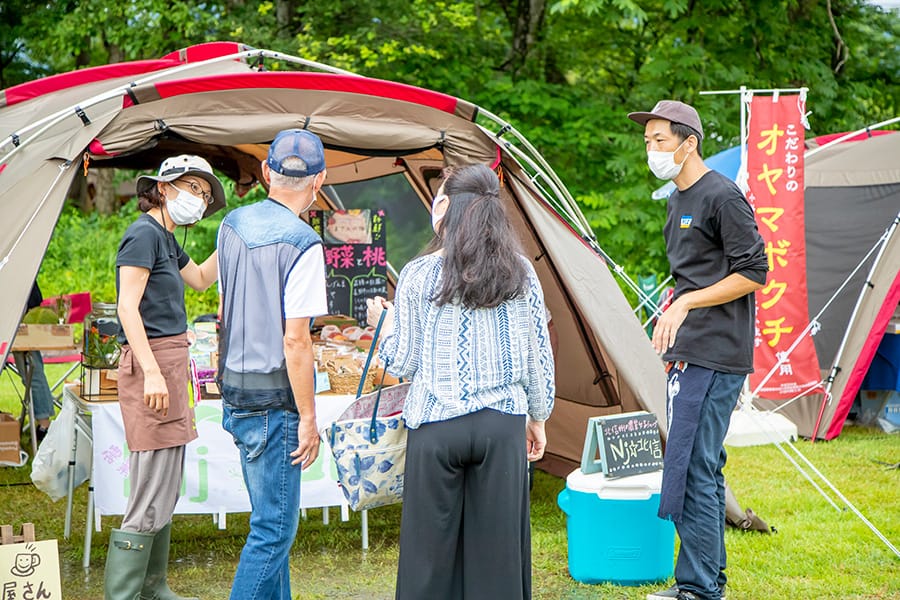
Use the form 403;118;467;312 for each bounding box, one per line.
366;296;393;328
526;417;546;462
143;369;170;416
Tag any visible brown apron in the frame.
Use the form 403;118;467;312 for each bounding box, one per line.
117;333;197;452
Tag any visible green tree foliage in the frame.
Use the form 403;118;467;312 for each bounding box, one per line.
4;0;898;298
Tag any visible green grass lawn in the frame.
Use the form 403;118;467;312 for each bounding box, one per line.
1;363;898;599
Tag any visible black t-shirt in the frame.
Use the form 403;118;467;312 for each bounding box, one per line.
663;170;768;374
115;214;191;345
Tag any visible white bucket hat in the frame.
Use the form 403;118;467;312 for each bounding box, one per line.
136;154;227;218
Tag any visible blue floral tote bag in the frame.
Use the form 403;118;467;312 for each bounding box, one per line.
324;312;408;511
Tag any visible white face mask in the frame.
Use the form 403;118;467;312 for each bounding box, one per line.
431;194;448;233
299;193;317;215
166;186;206;225
647;140;690;181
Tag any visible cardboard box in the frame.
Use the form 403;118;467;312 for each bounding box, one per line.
369;366;400;387
12;324;75;351
83;368;118;397
0;413;21;464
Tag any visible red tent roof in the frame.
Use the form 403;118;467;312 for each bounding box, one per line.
1;42;249;108
130;72;459;114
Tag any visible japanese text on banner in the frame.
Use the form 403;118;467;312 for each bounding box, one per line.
746;95;822;399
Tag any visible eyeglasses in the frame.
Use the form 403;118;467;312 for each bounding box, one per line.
174;179;214;205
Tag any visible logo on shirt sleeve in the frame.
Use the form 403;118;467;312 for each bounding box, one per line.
680;215;693;229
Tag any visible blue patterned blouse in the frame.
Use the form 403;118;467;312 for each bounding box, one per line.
378;254;555;429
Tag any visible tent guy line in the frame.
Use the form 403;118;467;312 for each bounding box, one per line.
751;222;894;399
741;401;900;558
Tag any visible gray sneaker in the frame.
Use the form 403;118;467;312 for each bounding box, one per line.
646;585;727;600
647;586;679;600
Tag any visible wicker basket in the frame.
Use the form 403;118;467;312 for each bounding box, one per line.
324;360;376;395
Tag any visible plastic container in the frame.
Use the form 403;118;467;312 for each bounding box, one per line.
883;391;900;427
557;468;674;585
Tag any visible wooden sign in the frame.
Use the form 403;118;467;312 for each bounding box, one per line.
0;524;62;599
309;209;388;326
581;411;663;479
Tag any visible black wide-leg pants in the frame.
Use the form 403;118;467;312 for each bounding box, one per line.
395;409;531;600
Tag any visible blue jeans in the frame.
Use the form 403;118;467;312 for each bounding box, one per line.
674;370;744;600
222;387;301;600
13;351;54;420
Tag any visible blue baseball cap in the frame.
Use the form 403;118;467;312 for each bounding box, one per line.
266;129;326;177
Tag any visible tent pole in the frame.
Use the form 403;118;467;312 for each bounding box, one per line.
499;142;587;232
474;112;588;233
0;160;74;366
632;275;673;317
471;121;588;234
481;128;664;311
812;211;900;438
805;116;900;159
739;86;748;194
0;161;73;273
809;392;832;444
585;239;662;308
0;48;357;159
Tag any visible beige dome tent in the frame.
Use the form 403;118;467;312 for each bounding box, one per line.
0;42;669;475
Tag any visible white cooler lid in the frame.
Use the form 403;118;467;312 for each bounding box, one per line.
566;468;663;500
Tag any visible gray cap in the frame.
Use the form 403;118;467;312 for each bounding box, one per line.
628;100;704;140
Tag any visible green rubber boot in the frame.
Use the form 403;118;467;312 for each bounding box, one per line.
104;529;154;600
140;523;199;600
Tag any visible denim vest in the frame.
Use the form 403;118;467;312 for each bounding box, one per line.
218;199;322;409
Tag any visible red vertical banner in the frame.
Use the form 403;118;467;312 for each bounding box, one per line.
747;95;822;399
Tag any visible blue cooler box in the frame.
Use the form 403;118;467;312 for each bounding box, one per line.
557;468;674;585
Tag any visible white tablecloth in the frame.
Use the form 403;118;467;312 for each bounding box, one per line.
88;394;357;516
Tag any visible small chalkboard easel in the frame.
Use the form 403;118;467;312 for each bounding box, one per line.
580;411;664;478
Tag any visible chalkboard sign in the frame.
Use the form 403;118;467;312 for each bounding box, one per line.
309;209;388;326
580;411;663;479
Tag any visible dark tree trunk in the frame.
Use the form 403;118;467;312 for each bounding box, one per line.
497;0;547;79
276;0;297;29
72;40;94;213
89;43;125;215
